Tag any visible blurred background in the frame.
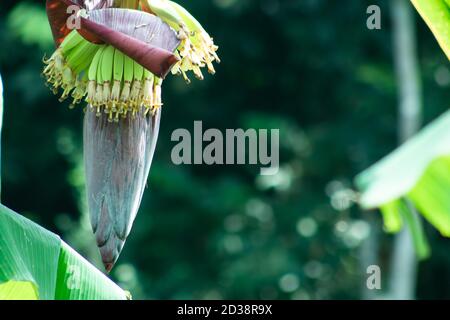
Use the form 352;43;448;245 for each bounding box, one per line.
0;0;449;299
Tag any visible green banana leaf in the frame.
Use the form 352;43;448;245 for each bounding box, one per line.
380;199;431;259
411;0;450;60
355;111;450;257
0;204;128;300
0;73;3;197
0;73;127;300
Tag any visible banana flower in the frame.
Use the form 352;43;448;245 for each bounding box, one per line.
43;0;219;272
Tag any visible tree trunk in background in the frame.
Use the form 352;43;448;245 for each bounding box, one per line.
389;0;422;300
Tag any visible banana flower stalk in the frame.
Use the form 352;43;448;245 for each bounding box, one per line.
43;0;219;272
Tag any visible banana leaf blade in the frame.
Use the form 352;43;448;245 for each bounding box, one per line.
356;110;450;209
410;0;450;60
0;204;127;300
355;111;450;238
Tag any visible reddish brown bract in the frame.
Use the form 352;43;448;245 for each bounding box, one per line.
46;0;179;77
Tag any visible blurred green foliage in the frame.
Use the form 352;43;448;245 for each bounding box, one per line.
0;0;449;299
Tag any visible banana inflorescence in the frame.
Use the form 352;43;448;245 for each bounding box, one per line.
43;0;219;120
43;0;221;273
142;0;220;83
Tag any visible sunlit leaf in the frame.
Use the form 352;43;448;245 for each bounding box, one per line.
0;73;3;197
399;200;431;260
0;205;61;299
408;156;450;236
379;199;430;259
410;0;450;59
55;242;128;299
0;281;38;300
380;200;403;233
355;110;450;237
